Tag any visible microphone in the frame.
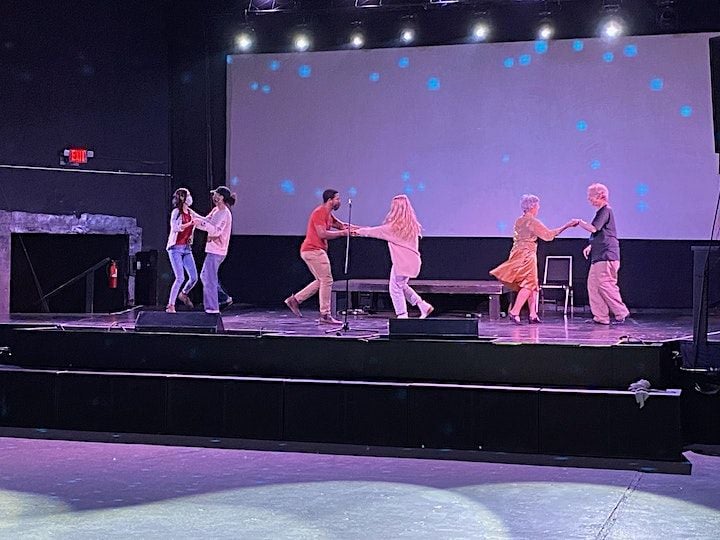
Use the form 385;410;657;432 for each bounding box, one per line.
348;198;353;206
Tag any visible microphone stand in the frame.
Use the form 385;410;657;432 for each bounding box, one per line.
326;198;354;334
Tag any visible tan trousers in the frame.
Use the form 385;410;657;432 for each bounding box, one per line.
587;260;629;323
296;249;333;315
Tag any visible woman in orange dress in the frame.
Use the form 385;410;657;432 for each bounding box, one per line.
490;194;578;324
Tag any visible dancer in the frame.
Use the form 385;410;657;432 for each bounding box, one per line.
490;194;578;324
353;195;433;319
575;183;630;324
165;188;197;313
284;189;350;324
192;186;235;314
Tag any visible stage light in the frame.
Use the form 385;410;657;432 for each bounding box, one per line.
293;31;312;52
349;30;365;48
400;27;416;44
600;17;624;39
537;22;554;41
235;30;255;52
470;21;490;42
656;0;679;30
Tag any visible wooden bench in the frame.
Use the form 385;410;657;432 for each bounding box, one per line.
331;279;510;319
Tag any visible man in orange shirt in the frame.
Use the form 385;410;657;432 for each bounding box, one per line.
285;189;350;324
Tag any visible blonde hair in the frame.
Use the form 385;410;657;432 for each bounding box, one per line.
588;183;609;200
384;195;422;241
520;194;540;213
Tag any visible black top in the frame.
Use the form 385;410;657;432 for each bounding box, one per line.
590;205;620;263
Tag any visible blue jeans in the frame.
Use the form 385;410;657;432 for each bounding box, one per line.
167;245;197;306
200;252;225;312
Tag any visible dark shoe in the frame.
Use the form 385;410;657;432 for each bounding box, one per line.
529;316;542;324
219;297;233;311
318;314;342;325
177;292;193;308
508;313;523;325
284;295;303;317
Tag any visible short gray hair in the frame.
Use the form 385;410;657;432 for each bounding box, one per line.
520;194;540;213
588;183;609;200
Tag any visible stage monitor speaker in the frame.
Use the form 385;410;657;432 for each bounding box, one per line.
389;317;479;339
711;36;720;153
135;311;224;334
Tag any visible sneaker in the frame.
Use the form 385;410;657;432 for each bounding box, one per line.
220;297;233;310
205;309;220;314
165;305;176;313
318;314;342;324
593;317;610;325
419;301;434;319
284;295;303;317
177;292;193;308
397;313;408;319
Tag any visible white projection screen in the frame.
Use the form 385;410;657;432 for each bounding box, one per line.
227;33;719;239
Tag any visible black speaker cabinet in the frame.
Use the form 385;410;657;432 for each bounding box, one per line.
389;317;479;339
135;249;158;306
710;36;720;153
135;311;224;334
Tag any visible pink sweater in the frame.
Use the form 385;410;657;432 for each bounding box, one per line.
356;224;421;278
194;206;232;256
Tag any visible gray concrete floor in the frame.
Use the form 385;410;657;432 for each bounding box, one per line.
1;437;718;539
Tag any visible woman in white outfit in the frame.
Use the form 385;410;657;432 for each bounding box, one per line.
354;195;433;319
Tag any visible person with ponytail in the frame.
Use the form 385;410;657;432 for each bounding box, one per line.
165;188;197;313
353;195;434;319
192;186;236;314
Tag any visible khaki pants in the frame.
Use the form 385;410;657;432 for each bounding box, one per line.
587;260;629;323
296;249;333;315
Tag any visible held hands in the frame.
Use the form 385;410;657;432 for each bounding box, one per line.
583;245;592;259
567;219;581;228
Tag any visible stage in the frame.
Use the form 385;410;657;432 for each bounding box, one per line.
1;307;716;474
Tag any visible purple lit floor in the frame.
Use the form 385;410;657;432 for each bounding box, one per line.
0;436;719;538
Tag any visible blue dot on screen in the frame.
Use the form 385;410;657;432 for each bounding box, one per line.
603;52;614;63
636;201;649;213
401;171;411;182
427;77;440;91
503;57;514;68
502;154;510;163
369;72;380;82
314;188;323;198
398;57;410;68
261;84;271;94
404;185;415;195
636;183;649;196
298;65;312;78
230;176;240;186
518;54;532;66
417;182;426;192
534;41;548;54
590;160;601;170
268;60;281;71
226;55;234;65
623;44;638;57
576;120;588;132
280;179;295;195
572;40;584;52
650;78;664;91
680;105;693;117
249;81;259;91
497;221;508;233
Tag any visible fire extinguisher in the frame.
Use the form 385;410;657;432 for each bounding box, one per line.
108;260;118;289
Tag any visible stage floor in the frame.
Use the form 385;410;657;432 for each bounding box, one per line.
1;305;716;346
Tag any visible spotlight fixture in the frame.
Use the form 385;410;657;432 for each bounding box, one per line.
656;0;679;31
598;1;625;39
398;14;417;45
400;27;416;44
292;30;312;52
235;29;256;52
470;20;490;42
348;21;365;49
537;21;554;41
